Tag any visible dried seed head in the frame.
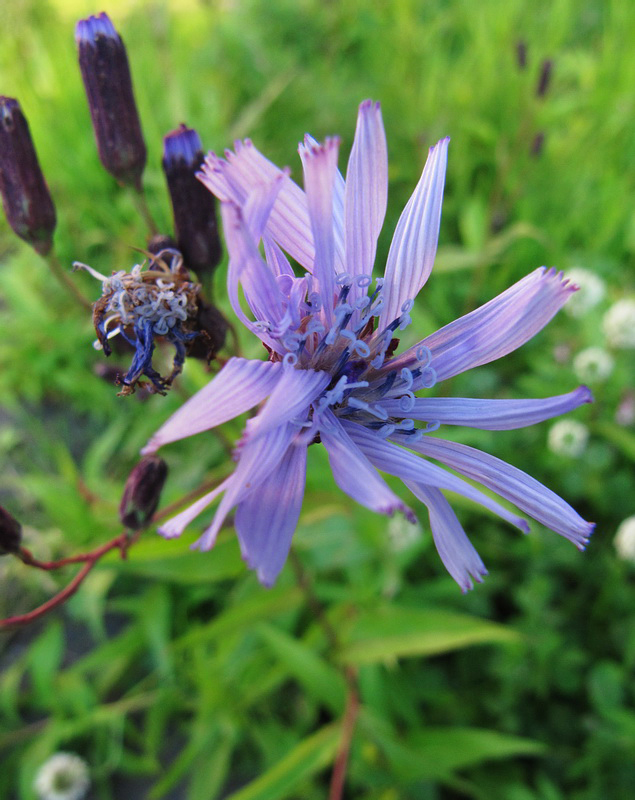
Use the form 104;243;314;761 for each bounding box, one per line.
75;12;146;189
0;96;56;255
119;456;168;529
0;505;22;556
162;125;222;278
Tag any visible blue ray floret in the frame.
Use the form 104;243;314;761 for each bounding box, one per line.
143;100;595;590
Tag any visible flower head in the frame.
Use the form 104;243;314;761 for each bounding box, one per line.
573;346;614;383
34;752;90;800
75;249;201;394
144;101;594;590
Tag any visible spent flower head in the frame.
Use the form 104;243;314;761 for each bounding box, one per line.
143;100;594;591
76;249;201;395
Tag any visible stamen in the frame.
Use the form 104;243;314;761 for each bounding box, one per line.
355;274;372;288
283;352;298;367
416;344;432;366
400;368;414;391
421;366;437;389
377;423;396;438
401;299;414;313
399;391;415;412
425;420;441;433
336;272;352;285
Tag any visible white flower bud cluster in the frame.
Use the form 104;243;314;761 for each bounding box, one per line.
564;268;606;318
602;299;635;349
547;419;589;458
614;516;635;562
573;347;614;383
34;752;90;800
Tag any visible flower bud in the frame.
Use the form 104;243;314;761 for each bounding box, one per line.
0;97;56;255
0;505;22;556
536;58;553;98
75;12;146;189
516;40;527;70
162;125;222;278
119;456;168;529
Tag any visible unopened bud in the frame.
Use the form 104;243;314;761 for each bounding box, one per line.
0;97;56;255
530;131;545;157
76;12;146;189
188;298;228;361
0;505;22;556
516;40;527;70
162;125;222;278
119;456;168;529
536;58;553;98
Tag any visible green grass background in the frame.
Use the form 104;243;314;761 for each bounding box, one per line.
1;0;634;798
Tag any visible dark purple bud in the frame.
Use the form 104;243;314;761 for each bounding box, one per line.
119;456;168;530
536;59;553;98
516;40;527;70
530;131;545;157
147;233;178;255
0;97;56;255
76;12;146;189
0;505;22;556
162;125;222;278
188;298;228;361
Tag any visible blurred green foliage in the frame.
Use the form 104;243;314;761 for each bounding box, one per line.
1;0;634;798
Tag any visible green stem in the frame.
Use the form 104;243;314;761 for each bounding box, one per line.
43;250;92;309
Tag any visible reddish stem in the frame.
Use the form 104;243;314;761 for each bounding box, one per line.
328;667;360;800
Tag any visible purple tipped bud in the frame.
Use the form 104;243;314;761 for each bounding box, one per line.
0;97;56;255
0;505;22;556
516;40;527;70
531;131;546;157
162;125;222;278
536;58;553;98
76;12;146;189
119;456;168;530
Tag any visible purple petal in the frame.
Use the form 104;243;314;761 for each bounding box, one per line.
342;421;530;533
235;440;307;586
379;137;449;328
200;141;316;271
194;423;297;551
389;267;577;384
299;137;341;325
263;234;295;278
319;412;416;522
242;366;330;442
379;386;593;430
220;200;287;334
405;482;487;592
406;435;594;548
344;100;388;294
142;358;282;454
157;477;231;540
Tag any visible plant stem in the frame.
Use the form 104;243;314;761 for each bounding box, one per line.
132;186;159;236
44;250;92;309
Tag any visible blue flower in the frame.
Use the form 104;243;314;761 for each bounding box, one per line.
143;100;594;590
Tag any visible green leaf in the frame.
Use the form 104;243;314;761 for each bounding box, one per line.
338;605;519;665
223;723;340;800
363;714;544;782
102;531;244;584
256;623;347;715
